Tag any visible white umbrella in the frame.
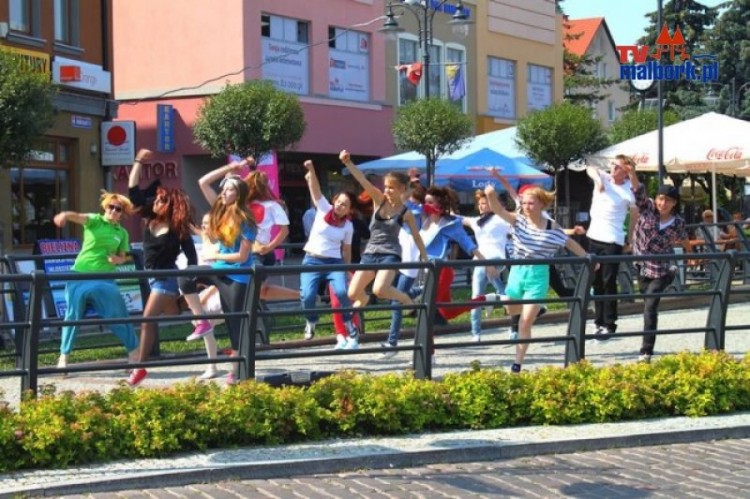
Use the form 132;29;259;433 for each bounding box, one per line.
586;112;750;223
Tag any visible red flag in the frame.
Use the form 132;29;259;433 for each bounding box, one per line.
395;62;422;85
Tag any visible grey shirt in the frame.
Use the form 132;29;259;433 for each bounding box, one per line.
364;202;407;256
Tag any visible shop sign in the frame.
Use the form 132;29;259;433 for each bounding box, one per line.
101;121;136;166
53;56;112;94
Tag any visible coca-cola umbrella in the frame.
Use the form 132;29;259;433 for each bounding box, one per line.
585;112;750;223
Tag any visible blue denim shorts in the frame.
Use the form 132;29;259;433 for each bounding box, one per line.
148;277;180;296
360;253;401;265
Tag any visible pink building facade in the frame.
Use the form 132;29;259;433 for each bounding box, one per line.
111;0;393;242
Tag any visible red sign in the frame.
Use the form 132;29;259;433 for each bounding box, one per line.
706;147;743;161
59;65;81;82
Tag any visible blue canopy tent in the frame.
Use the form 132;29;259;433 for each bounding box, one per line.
434;148;552;193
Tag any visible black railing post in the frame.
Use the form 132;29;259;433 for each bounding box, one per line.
566;255;594;366
21;270;46;396
414;260;437;379
705;252;733;351
238;266;261;381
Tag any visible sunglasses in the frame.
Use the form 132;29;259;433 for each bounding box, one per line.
107;204;123;213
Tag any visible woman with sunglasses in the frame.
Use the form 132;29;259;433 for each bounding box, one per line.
53;192;139;372
178;158;256;385
126;149;204;387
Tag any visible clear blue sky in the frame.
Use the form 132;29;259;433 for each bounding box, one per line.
560;0;727;46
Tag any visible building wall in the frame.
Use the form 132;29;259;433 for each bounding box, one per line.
475;0;564;133
587;27;630;128
0;0;113;252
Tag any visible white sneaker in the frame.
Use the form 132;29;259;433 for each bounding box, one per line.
343;337;359;350
199;369;220;380
333;335;348;350
304;323;316;340
380;342;397;358
638;354;652;363
472;334;481;343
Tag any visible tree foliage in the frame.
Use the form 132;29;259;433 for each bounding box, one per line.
0;50;57;168
706;0;750;119
638;0;720;119
516;102;607;172
608;108;681;144
392;98;473;180
193;80;306;160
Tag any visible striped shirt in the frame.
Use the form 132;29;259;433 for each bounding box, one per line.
512;215;569;259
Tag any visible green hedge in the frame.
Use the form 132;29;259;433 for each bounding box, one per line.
1;350;749;472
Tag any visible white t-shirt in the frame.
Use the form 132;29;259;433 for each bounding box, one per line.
249;200;289;245
303;197;354;259
465;214;512;260
587;172;635;246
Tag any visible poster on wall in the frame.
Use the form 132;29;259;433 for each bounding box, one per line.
261;38;309;95
101;121;136;166
527;83;552;112
487;75;515;119
329;49;369;102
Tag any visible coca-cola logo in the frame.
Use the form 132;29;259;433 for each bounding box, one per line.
706;147;743;161
631;153;650;164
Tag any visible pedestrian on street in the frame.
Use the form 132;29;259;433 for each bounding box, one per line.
484;180;590;373
53;192;139;371
339;150;427;337
126;149;204;386
632;182;691;363
299;159;360;349
178;158;256;385
584;154;639;341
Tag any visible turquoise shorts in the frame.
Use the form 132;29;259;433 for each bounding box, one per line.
505;264;550;301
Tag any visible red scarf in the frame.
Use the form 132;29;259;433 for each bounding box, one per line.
324;208;348;227
423;203;442;217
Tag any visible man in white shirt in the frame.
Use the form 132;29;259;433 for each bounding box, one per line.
585;154;639;340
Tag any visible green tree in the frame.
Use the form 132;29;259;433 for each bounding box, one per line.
608;108;681;144
706;0;750;119
392;97;473;186
516;102;607;225
193;80;306;160
638;0;721;119
0;50;57;168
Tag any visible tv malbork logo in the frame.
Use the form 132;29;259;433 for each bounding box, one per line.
616;25;718;83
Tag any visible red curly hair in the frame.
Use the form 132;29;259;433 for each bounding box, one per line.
151;186;195;240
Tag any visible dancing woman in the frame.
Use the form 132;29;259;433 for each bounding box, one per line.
178;158;256;385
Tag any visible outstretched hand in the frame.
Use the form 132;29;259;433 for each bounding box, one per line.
339;150;351;163
303;159;314;171
484;184;496;196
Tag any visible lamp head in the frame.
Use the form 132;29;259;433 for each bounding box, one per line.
379;1;404;35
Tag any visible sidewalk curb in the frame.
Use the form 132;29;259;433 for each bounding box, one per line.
4;420;750;497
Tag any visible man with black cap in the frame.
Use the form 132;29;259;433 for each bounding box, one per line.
632;180;692;363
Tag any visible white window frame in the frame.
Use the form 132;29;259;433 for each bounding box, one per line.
396;33;420;106
260;13;310;96
54;0;80;47
487;56;516;119
328;27;371;102
607;100;616;122
526;64;553;112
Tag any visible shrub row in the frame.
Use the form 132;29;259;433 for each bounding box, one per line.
1;350;749;472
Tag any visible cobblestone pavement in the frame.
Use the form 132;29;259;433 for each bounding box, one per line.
60;437;750;498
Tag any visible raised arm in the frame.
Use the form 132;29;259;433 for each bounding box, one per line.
128;149;153;188
198;156;252;205
484;184;516;226
339;150;384;205
586;166;605;193
303;159;324;204
489;168;518;201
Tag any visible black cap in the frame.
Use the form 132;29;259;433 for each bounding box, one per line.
657;184;679;202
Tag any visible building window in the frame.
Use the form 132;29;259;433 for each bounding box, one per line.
608;100;616;122
397;36;466;106
328;27;370;102
487;57;515;119
260;13;310;95
11;139;72;246
9;0;41;36
397;35;419;105
54;0;79;46
527;64;553;112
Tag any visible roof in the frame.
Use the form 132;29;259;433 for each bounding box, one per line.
564;16;619;57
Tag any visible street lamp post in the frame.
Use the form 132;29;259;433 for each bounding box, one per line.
657;0;665;186
380;0;472;186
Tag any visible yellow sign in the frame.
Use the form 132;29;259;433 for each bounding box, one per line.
2;46;50;75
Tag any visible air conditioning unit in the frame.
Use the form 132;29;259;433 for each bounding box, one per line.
0;22;9;39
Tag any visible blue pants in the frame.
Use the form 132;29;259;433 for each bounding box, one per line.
386;273;416;346
471;265;505;336
60;279;138;355
299;255;352;324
